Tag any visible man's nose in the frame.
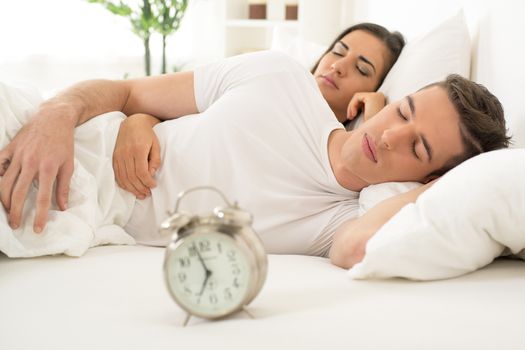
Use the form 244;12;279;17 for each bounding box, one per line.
381;125;413;150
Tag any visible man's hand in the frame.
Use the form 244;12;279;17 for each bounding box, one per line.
346;92;386;122
112;113;161;199
0;72;196;233
0;105;76;233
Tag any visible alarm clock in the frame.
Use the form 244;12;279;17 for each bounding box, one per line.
160;186;268;325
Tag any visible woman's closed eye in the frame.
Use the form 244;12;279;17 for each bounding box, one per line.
331;42;347;57
357;64;370;76
331;48;345;57
397;106;407;121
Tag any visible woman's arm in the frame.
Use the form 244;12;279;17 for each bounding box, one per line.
329;181;434;269
0;71;196;233
113;113;161;199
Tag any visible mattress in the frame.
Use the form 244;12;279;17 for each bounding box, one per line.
1;245;524;350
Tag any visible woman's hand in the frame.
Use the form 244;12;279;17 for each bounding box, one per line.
113;113;161;199
346;92;386;122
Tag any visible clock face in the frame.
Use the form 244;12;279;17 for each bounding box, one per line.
165;231;252;318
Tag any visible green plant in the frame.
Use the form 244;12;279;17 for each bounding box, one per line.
87;0;188;76
153;0;188;74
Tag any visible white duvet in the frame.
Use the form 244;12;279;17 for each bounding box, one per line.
0;82;136;258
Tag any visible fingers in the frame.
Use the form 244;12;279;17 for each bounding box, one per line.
1;111;76;234
0;160;20;212
114;145;158;198
124;152;150;199
114;159;125;193
114;150;143;198
0;146;15;210
347;94;365;121
7;165;36;230
347;92;387;122
55;160;74;211
9;161;58;233
0;147;13;177
148;137;160;182
33;164;58;233
114;155;140;197
115;150;149;199
136;156;155;190
3;158;70;233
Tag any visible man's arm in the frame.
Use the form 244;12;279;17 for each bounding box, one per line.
329;182;433;269
0;72;197;233
43;71;197;126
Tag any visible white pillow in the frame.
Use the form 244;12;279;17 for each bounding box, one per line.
348;148;525;281
378;10;471;104
345;10;470;131
358;181;421;216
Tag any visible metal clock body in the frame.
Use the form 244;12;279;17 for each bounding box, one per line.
161;187;268;322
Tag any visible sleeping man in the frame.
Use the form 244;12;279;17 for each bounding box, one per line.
0;51;510;267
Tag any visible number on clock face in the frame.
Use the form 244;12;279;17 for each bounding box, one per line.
166;232;251;317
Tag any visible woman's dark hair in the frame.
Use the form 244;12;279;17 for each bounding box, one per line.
310;23;405;88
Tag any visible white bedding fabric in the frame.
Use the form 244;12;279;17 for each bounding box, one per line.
358;181;422;216
1;245;524;350
378;10;471;104
351;149;525;280
0;81;136;257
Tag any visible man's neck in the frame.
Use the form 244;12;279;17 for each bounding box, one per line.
327;129;368;192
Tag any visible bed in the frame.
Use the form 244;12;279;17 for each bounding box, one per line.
1;246;524;349
1;2;525;349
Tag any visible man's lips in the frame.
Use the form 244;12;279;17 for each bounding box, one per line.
320;75;338;89
362;133;377;163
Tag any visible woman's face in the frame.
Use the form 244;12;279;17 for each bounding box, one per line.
314;30;390;122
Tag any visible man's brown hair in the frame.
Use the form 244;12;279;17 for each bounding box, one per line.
427;74;511;177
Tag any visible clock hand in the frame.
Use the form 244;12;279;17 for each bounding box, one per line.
197;269;212;304
195;247;211;275
195;247;213;304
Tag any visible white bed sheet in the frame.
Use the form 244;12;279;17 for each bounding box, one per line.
1;245;524;350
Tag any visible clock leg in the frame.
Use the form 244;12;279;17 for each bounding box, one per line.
182;313;192;327
242;306;255;319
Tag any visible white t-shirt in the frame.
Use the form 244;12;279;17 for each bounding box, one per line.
126;51;359;256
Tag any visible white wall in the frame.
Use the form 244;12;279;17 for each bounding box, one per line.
347;0;488;39
346;0;525;146
298;0;344;46
3;0;525;147
472;2;525;147
299;0;488;49
0;0;210;94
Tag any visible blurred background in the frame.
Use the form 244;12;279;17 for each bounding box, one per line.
0;0;514;95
